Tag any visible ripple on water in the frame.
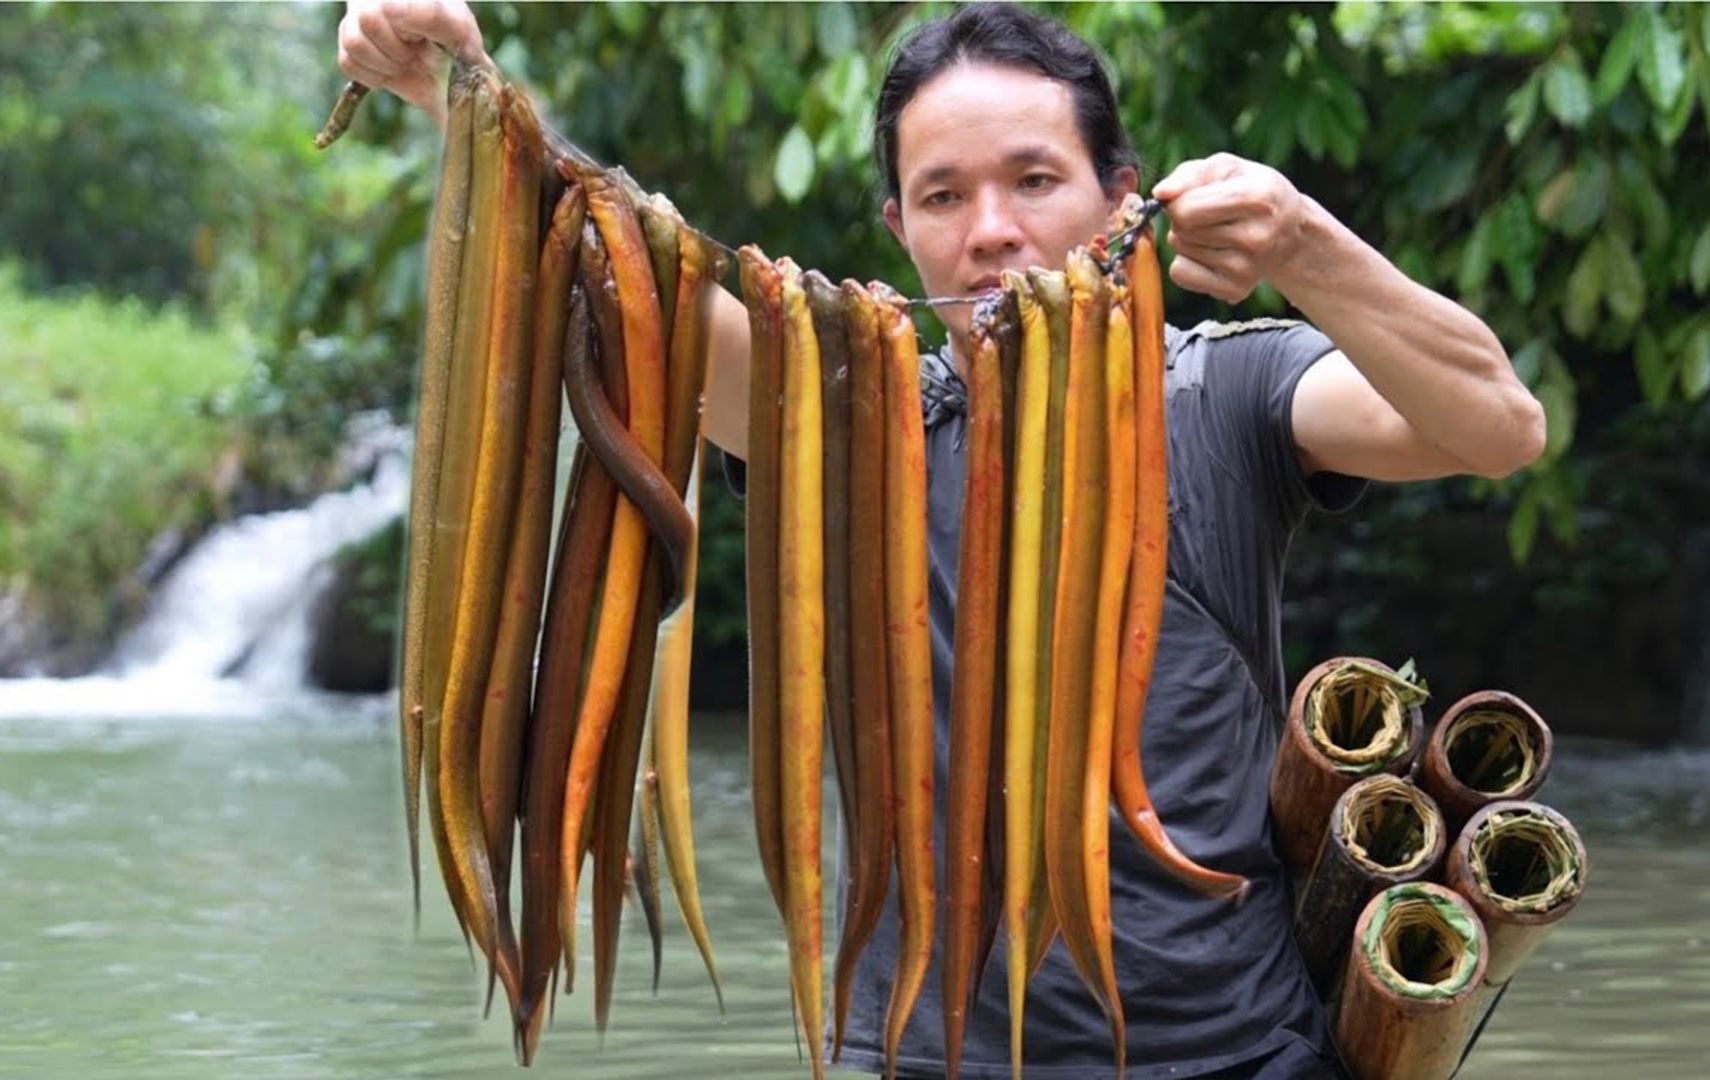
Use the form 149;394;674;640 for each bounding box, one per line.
2;718;1706;1079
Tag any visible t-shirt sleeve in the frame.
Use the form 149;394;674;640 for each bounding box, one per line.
1199;322;1367;528
719;447;747;499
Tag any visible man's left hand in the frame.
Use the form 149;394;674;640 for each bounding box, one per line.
1152;153;1310;304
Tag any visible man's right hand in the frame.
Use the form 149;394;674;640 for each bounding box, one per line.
332;0;756;457
336;0;489;130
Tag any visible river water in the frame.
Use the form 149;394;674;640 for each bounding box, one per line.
0;687;1705;1079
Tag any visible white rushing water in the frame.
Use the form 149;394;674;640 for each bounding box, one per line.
0;417;409;720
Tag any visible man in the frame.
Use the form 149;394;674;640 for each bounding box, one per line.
339;3;1543;1076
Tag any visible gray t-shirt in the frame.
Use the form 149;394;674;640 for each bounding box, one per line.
827;318;1365;1079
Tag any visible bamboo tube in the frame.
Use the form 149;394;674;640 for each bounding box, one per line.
1293;775;1446;998
1270;657;1428;877
1444;800;1587;1046
1334;882;1489;1080
1419;692;1552;840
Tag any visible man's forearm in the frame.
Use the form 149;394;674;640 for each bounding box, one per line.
700;284;752;460
1274;199;1545;478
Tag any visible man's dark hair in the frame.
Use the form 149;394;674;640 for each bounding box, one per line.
873;2;1140;208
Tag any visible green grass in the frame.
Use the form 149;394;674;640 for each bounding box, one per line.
0;263;253;641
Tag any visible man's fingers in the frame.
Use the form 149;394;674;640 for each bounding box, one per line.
1152;153;1242;202
355;3;424;69
1171;217;1265;254
340;14;405;79
1159;179;1255;231
338;48;394;92
379;0;484;64
1167;250;1251;304
391;67;445;114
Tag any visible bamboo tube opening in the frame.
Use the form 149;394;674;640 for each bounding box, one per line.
1307;665;1415;770
1442;709;1539;796
1340;777;1440;874
1364;887;1481;996
1469;807;1584;914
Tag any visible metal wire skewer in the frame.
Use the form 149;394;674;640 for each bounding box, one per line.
317;65;1165;308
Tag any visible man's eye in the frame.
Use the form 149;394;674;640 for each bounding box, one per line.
923;190;958;207
1020;173;1056;192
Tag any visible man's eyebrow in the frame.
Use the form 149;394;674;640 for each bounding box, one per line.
908;145;1073;192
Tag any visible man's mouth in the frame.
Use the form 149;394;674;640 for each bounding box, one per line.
966;276;1003;294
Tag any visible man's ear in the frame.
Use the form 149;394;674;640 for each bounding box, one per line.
1105;166;1140;209
882;197;908;252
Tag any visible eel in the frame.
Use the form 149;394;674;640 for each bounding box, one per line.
777;259;828;1080
399;63;474;930
870;281;935;1080
436;80;542;1017
830;280;895;1058
941;296;1009;1080
1111;228;1249;901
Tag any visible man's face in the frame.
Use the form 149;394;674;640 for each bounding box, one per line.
882;61;1136;358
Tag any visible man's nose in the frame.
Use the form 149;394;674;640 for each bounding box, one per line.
967;188;1025;257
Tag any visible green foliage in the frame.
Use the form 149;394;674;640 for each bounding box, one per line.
336;517;405;639
5;1;1708;658
0;264;250;639
234;0;1710;641
0;3;440;488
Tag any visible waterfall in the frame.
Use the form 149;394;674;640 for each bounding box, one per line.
0;417;408;720
111;419;409;684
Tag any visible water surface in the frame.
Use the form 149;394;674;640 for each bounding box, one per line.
1;691;1704;1077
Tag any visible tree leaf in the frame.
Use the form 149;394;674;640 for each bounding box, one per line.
1543;55;1593;128
1296;95;1326;159
680;48;715;119
1682;325;1710;401
821;53;869;118
721;67;753;128
1562;239;1604;339
1549;157;1610;237
1457;214;1494;294
1653;73;1697;146
1535;167;1576;225
1410;149;1480;213
1690;223;1710;296
1508;486;1539;563
772;123;815;203
1615;151;1670;253
1637;10;1687;112
607;1;647;39
1540;473;1579;547
1603;236;1646;323
1509;338;1546;387
1504;72;1541;144
1596;14;1640;105
813;2;858;58
1327;74;1368;136
1536;372;1576;459
1326;119;1359;169
1493;193;1540;304
1634;324;1675;406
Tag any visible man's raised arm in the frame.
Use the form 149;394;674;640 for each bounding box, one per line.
1156;152;1545;483
336;0;754;457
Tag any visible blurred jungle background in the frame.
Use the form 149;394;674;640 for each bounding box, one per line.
4;1;1708;741
1;4;1707;1076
